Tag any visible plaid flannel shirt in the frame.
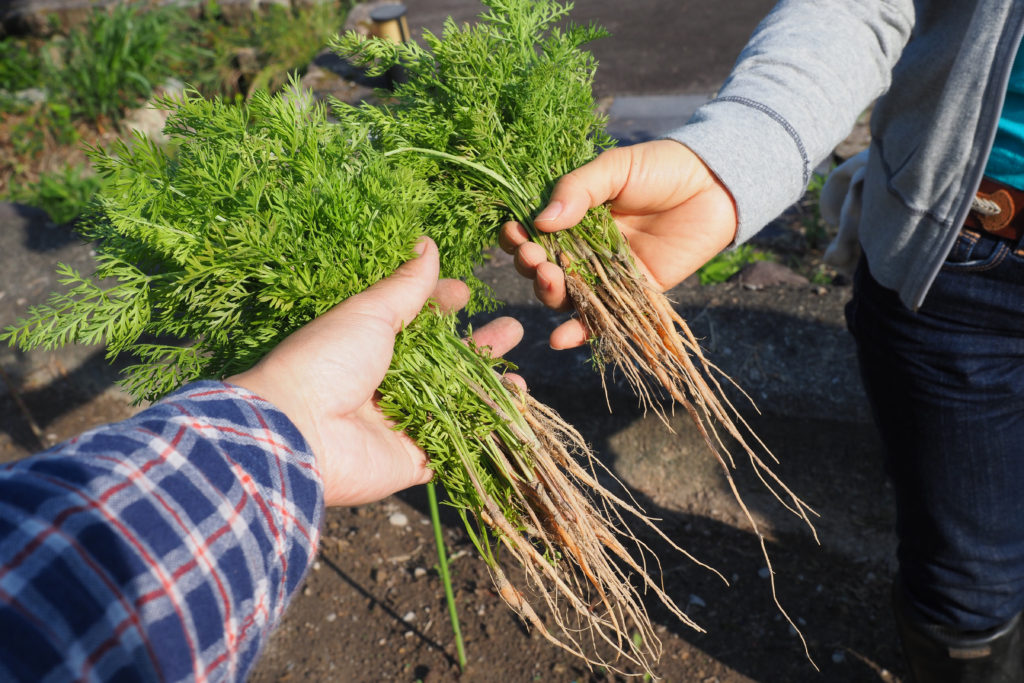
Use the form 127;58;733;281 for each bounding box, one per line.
0;381;324;682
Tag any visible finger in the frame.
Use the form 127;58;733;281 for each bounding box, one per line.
470;316;524;358
430;278;470;314
344;237;439;332
533;261;572;311
499;221;531;254
533;146;633;233
503;372;527;392
550;318;588;350
513;241;548;280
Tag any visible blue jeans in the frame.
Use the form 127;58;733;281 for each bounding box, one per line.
846;227;1024;631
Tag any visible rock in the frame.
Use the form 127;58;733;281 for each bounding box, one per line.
388;512;409;527
1;0;116;37
122;79;185;144
214;0;290;26
10;87;48;104
730;260;809;290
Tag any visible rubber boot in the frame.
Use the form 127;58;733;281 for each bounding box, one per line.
893;584;1024;683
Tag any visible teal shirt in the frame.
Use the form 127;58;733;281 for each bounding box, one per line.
985;41;1024;190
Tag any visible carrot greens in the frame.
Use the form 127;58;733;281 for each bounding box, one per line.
337;0;819;665
4;85;704;675
5;0;821;673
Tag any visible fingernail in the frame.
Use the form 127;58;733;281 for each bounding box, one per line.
413;237;429;256
535;201;563;223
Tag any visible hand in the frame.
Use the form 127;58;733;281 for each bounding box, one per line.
229;238;524;507
499;139;738;349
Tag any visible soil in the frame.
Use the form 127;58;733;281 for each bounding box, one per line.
1;213;905;683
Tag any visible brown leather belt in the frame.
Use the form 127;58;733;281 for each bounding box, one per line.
965;176;1024;241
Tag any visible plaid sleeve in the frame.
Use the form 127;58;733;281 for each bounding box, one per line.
0;380;324;682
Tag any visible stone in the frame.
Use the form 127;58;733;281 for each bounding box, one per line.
730;260;809;290
2;0;117;37
122;79;185;145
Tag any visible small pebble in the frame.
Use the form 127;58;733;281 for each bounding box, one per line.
402;611;416;622
413;567;428;579
388;512;409;527
325;613;336;622
312;561;322;571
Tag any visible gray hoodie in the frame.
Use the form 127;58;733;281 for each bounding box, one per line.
669;0;1024;309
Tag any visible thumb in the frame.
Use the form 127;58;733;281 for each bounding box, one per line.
533;146;634;233
342;237;440;333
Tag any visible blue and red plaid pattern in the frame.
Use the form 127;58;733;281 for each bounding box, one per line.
0;381;323;682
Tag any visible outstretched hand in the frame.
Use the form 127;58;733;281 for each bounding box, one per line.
499;139;738;349
229;238;524;507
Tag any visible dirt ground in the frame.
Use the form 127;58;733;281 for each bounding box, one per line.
0;208;905;681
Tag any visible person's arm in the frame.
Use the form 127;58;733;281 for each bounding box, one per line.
0;238;523;681
670;0;914;243
501;0;914;348
0;381;322;682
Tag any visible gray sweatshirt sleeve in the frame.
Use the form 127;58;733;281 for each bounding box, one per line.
667;0;915;243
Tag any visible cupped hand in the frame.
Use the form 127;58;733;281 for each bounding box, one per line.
229;238;524;507
499;139;738;349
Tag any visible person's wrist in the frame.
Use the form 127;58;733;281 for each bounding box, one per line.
228;367;325;466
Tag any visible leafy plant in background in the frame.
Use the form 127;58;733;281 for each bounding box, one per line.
6;100;78;161
0;36;45;95
55;2;194;122
7;164;103;225
185;1;352;99
3;87;703;677
338;0;817;662
801;169;831;249
0;37;79;159
697;244;773;285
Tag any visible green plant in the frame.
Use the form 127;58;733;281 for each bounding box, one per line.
6;163;102;225
697;244;773;285
183;1;350;99
3;87;698;676
0;37;46;97
56;2;192;121
801;169;831;249
337;0;816;662
7;100;78;161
